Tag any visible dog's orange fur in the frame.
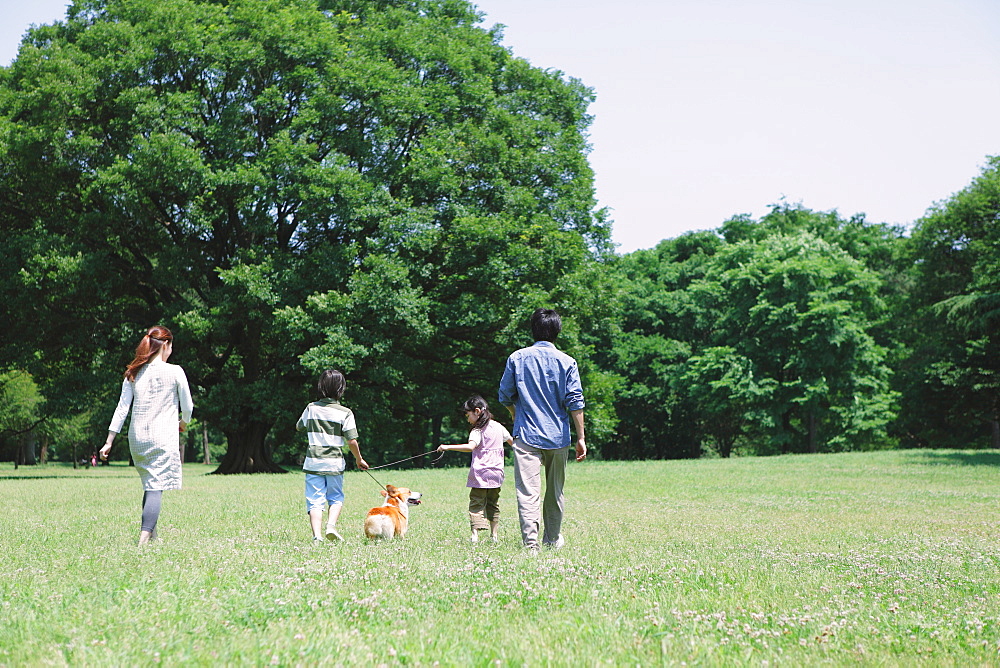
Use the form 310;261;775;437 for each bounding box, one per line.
365;505;406;535
363;484;421;540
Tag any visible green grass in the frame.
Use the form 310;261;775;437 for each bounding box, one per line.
2;449;999;666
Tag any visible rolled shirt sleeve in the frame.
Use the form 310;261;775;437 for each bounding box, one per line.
498;356;517;407
564;359;585;413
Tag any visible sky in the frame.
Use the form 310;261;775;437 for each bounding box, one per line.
3;0;999;253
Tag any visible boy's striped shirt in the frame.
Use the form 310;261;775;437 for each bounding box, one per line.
296;399;358;474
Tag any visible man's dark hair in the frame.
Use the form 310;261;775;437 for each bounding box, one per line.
317;369;346;400
530;308;562;342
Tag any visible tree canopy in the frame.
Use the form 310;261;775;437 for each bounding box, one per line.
1;0;997;466
0;0;611;471
893;156;1000;448
604;207;901;458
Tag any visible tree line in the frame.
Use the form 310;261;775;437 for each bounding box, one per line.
1;0;996;470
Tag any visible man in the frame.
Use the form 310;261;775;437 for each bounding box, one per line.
498;308;586;550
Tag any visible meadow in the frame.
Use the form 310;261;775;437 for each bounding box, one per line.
1;449;999;666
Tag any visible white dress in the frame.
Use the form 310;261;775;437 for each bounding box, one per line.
108;358;194;491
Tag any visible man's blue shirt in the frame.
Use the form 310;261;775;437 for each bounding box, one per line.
498;341;585;449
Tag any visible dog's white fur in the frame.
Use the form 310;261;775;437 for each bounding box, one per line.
363;484;422;540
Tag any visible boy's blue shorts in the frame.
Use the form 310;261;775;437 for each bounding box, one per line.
305;473;344;512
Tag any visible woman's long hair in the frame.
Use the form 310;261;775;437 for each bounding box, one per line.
124;326;173;382
460;395;492;431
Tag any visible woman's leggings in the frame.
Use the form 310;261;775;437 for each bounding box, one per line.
141;490;163;533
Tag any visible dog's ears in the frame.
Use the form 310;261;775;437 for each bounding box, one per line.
385;484;397;494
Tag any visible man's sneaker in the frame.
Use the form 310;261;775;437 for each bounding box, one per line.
325;526;343;542
545;534;565;549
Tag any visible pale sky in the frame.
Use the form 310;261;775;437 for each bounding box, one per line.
3;0;999;253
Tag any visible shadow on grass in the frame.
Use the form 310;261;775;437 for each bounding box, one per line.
0;474;136;481
908;450;1000;467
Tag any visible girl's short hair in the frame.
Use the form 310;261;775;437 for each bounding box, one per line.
460;395;492;431
317;369;346;400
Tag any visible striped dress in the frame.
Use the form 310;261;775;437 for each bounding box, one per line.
108;358;194;491
296;399;359;474
466;420;511;489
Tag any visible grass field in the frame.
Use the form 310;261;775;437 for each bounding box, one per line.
2;449;999;666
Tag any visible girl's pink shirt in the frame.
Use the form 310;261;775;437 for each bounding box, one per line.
466;420;511;488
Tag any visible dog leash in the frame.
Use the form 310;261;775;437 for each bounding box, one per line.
362;448;444;492
366;449;444;470
364;468;390;492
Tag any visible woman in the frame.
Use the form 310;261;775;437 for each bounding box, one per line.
100;326;194;544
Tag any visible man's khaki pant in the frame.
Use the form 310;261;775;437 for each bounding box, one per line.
513;438;569;549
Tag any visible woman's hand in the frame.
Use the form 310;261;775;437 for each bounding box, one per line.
100;431;116;460
179;421;188;433
357;458;369;471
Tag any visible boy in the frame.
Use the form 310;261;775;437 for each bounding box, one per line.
296;369;369;541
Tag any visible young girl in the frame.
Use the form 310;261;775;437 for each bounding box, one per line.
437;395;513;543
296;369;369;542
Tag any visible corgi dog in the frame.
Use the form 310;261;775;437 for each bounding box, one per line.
363;484;422;540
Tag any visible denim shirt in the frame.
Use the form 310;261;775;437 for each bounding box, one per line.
498;341;585;449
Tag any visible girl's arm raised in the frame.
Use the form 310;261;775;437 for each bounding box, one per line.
437;442;474;453
438;428;480;453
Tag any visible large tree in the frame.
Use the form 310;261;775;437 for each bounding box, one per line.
896;156;1000;448
0;370;44;466
606;208;899;459
0;0;610;471
603;231;725;459
705;229;897;454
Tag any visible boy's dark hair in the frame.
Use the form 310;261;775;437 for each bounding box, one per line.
317;369;346;400
530;308;562;342
460;395;492;431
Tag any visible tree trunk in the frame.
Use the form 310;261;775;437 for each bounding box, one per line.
719;434;733;459
808;411;819;454
781;410;793;454
20;432;37;465
202;423;212;465
213;419;285;474
40;434;49;465
991;397;1000;450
